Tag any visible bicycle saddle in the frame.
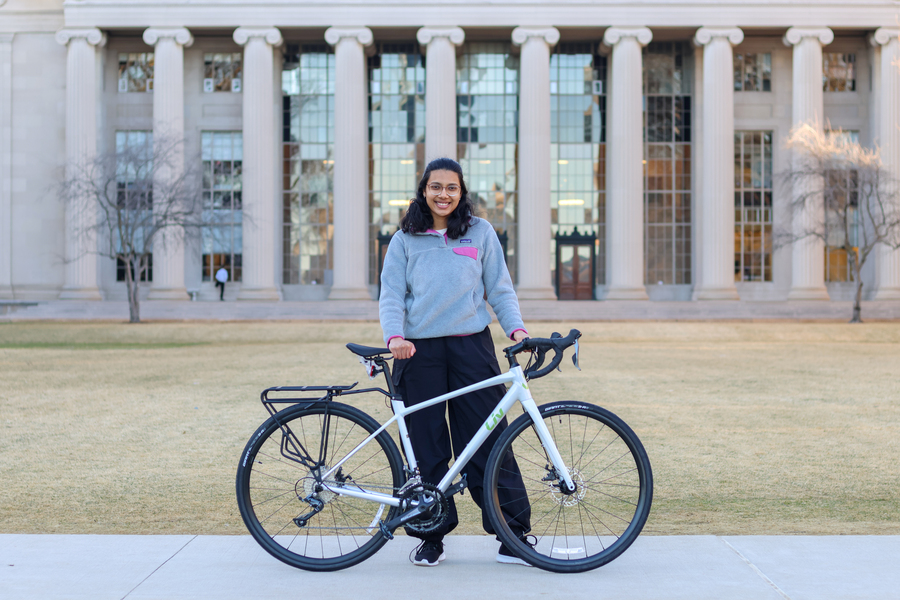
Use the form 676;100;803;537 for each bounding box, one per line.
346;343;392;358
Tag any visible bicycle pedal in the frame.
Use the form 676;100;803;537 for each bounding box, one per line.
379;521;394;541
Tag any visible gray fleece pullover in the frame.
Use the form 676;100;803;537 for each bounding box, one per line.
379;217;526;345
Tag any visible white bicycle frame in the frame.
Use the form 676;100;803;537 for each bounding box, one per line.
319;363;576;507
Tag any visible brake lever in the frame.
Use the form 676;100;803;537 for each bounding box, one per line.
572;338;581;371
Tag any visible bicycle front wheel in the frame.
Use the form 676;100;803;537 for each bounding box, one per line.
484;401;653;573
236;402;404;571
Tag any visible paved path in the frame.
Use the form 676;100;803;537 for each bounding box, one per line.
3;299;900;321
1;534;896;600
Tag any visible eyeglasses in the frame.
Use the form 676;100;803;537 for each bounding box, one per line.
427;183;461;197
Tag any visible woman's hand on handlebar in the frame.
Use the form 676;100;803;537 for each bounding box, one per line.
389;337;416;360
512;330;530;344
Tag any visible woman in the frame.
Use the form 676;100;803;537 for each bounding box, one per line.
379;157;532;567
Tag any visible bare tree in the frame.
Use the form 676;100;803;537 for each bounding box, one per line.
60;134;201;323
780;123;900;322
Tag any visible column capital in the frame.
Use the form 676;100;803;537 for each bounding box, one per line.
511;26;560;47
603;27;653;48
55;28;106;47
324;27;373;48
233;27;283;47
417;26;465;47
142;27;193;48
783;27;833;47
870;28;900;47
694;27;743;47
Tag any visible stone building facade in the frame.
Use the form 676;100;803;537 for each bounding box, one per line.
1;0;899;303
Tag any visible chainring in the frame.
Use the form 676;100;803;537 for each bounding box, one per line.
399;481;450;534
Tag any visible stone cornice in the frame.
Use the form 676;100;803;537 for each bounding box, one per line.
233;26;283;47
870;27;900;47
60;2;900;30
55;27;106;47
324;26;373;47
694;26;744;47
603;27;653;48
783;27;833;47
142;26;194;48
511;26;560;47
416;26;464;47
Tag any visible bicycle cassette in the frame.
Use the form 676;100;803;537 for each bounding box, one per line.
399;482;450;534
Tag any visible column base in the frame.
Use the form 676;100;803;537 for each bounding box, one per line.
328;286;373;300
515;285;558;300
692;286;740;301
604;286;649;301
237;286;281;301
59;286;103;301
787;286;830;300
873;287;900;300
147;286;189;301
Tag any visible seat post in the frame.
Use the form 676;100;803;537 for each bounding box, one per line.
377;358;397;396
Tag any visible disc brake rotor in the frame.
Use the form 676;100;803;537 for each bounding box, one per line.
549;468;586;507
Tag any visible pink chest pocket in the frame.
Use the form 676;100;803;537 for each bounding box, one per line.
452;247;478;260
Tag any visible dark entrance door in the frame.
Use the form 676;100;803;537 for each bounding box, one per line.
555;228;596;300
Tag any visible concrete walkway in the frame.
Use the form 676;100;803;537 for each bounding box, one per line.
2;299;900;321
1;534;896;600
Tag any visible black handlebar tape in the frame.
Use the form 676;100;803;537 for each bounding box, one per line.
522;329;582;380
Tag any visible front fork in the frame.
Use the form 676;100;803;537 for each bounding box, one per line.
515;376;578;495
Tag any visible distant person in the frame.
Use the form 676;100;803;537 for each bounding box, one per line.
215;266;228;301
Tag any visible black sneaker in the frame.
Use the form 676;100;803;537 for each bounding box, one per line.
497;536;535;566
411;540;445;567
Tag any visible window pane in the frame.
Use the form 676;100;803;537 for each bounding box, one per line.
368;43;425;285
823;53;856;92
282;45;335;285
734;131;774;282
644;42;693;285
457;43;519;282
201;131;243;282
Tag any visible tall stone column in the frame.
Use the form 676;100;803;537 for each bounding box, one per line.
602;27;652;300
417;27;465;162
143;27;192;300
325;27;373;300
692;27;743;300
871;28;900;299
512;27;559;300
56;28;106;300
234;27;283;301
784;27;833;300
0;33;13;298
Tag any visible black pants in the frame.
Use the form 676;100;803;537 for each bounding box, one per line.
393;327;531;543
215;280;225;300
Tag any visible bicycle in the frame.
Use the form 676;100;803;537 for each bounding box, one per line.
236;329;653;573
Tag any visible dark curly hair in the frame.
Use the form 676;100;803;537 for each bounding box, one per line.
400;157;474;239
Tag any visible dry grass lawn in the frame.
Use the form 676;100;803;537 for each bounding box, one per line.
1;320;898;536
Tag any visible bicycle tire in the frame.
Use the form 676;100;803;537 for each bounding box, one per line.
236;402;404;571
484;401;653;573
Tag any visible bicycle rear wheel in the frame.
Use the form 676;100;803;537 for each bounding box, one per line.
484;401;653;573
236;402;404;571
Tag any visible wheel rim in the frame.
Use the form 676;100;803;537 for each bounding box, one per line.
241;408;400;564
494;408;650;568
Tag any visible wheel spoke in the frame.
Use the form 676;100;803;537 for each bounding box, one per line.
485;406;651;573
238;404;403;570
